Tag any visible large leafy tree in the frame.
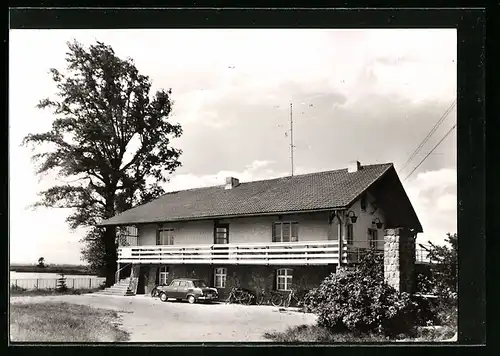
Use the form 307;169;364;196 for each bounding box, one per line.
23;40;183;285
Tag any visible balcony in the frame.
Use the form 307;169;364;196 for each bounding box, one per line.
117;240;431;265
118;241;346;265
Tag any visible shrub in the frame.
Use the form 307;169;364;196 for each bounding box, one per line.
56;274;68;293
304;250;418;336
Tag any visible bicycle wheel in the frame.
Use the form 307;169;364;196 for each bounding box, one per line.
271;293;283;307
257;295;265;305
151;288;159;298
241;293;253;305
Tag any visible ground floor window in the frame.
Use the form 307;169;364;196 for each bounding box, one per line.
276;268;293;291
159;266;170;285
214;267;227;288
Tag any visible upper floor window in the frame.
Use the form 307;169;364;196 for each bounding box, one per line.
360;194;367;211
346;224;354;245
368;228;378;249
157;227;174;245
272;222;298;242
214;224;229;244
276;268;293;291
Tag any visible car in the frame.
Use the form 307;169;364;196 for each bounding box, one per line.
156;278;219;304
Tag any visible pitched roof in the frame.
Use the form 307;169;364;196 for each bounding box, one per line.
99;162;412;227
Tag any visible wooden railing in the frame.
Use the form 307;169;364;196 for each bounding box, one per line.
345;241;431;264
118;241;346;265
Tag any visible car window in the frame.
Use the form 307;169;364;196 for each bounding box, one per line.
170;280;180;287
178;281;187;287
193;280;207;288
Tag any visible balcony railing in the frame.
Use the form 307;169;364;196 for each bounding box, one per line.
118;241;346;265
345;240;431;264
118;240;431;265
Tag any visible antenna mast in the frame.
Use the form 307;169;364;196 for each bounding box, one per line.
290;102;294;176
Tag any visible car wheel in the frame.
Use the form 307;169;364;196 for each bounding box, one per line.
187;295;196;304
159;292;168;302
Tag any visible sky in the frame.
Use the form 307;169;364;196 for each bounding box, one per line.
9;29;457;265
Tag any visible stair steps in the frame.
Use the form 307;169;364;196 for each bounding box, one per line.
94;278;135;296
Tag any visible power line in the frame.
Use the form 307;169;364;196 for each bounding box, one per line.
403;124;457;182
399;100;456;173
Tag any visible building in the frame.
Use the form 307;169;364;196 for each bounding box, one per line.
97;161;423;297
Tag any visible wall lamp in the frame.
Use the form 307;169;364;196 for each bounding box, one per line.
372;218;384;229
346;210;358;223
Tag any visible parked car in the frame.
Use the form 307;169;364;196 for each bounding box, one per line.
157;278;219;304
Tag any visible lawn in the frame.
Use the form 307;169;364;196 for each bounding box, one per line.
263;324;457;343
10;302;130;342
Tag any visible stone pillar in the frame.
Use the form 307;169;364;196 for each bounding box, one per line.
129;265;141;295
384;228;416;293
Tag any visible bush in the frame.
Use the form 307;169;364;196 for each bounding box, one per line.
304;250;418;336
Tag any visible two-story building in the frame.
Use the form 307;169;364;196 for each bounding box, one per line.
97;161;423;297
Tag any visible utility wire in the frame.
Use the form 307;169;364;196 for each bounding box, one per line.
399;100;456;173
403;124;457;182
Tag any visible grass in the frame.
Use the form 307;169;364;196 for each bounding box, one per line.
10;302;130;342
263;324;457;343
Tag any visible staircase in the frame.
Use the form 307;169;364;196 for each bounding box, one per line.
94;278;134;296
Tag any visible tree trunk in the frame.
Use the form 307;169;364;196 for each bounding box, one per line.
104;226;118;287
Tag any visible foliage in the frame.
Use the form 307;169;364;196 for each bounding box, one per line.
416;233;458;330
419;233;458;298
22;40;183;283
304;250;418;336
56;274;68;293
37;257;46;268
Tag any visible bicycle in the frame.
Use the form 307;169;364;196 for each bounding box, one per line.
225;287;254;305
256;289;284;307
282;288;307;308
151;285;160;298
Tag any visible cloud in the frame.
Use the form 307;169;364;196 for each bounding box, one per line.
9;29;457;263
405;168;457;245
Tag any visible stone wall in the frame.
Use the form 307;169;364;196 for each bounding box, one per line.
384;228;416;293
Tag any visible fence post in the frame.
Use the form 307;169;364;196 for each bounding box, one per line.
89;278;92;289
15;279;18;288
72;278;75;289
36;279;39;290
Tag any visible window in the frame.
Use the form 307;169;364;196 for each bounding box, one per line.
157;227;174;245
214;267;227;288
346;224;354;245
368;229;378;249
170;280;181;287
178;281;188;288
193;280;207;288
272;222;298;242
361;194;367;211
159;266;169;285
276;268;293;291
214;224;229;244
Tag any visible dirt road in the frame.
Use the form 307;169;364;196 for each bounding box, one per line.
10;294;317;342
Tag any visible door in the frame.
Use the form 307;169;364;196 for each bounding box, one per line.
168;280;181;298
157;228;174;245
177;280;189;299
214;224;229;244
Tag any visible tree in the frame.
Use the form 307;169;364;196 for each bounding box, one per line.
37;257;46;268
23;40;183;286
421;233;458;296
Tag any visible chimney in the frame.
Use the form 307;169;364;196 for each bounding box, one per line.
225;177;240;190
348;160;361;173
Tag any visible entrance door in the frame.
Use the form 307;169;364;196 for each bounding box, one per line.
214;224;229;244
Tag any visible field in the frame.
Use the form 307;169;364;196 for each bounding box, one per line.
10;302;129;342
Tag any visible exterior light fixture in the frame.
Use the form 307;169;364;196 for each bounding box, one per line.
372;218;383;229
346;210;358;223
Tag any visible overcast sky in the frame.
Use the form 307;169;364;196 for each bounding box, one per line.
9;29;457;265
